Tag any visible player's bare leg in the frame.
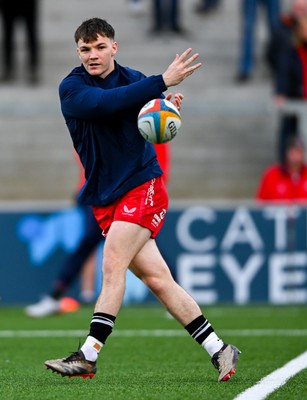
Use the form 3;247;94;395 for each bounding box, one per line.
94;221;152;316
45;222;152;378
129;238;202;325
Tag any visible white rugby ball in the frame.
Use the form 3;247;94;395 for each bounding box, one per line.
137;98;181;144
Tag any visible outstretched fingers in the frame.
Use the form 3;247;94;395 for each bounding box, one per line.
178;48;199;64
186;61;202;77
177;48;193;61
177;49;202;76
184;54;201;71
162;48;202;87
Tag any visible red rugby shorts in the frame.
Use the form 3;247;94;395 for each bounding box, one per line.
92;176;168;238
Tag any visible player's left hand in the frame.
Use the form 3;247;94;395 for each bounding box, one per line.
166;93;184;111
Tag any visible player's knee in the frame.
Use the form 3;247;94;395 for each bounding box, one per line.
143;275;170;296
102;255;127;282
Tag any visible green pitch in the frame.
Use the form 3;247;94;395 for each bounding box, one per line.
0;305;307;400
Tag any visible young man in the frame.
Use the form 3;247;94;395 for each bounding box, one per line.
45;18;240;382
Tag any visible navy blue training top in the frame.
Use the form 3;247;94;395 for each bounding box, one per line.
59;62;167;206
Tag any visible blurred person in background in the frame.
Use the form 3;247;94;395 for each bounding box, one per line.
267;0;307;74
25;143;171;318
25;155;103;317
256;135;307;201
150;0;184;34
0;0;40;84
268;2;307;163
193;0;221;15
236;0;281;83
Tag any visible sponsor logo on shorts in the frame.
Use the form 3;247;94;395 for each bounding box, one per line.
122;205;137;216
151;209;166;228
145;178;155;207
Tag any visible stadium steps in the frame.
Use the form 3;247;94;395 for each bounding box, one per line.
0;0;280;201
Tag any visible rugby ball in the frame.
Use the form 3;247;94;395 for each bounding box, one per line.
137;98;181;144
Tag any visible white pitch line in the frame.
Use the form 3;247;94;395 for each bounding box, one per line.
234;351;307;400
220;329;307;337
0;329;307;338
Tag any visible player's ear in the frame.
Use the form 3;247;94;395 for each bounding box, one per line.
76;48;82;60
111;41;118;56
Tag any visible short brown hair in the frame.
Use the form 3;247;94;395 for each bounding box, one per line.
74;18;115;43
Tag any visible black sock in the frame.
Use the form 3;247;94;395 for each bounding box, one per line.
50;282;67;300
88;312;116;344
185;315;214;344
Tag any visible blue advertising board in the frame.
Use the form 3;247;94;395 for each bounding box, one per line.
158;205;307;305
0;204;306;305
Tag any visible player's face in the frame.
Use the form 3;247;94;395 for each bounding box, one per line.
77;34;118;78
